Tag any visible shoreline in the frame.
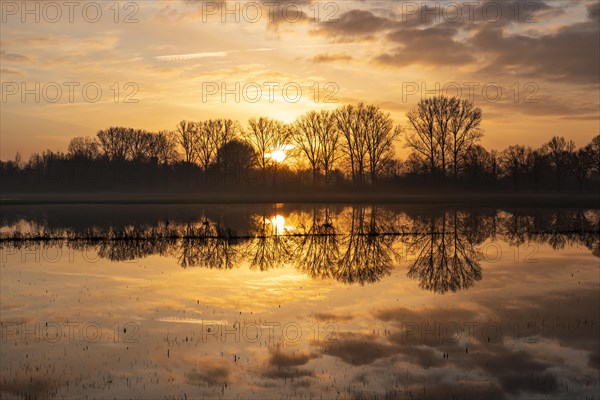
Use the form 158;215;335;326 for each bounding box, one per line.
1;191;599;207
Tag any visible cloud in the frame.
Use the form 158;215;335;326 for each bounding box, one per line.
264;0;312;32
471;17;600;84
310;1;596;85
269;348;320;367
311;9;394;41
185;362;229;387
156;51;228;61
375;26;476;67
0;51;34;64
160;0;315;31
0;68;23;76
155;48;274;62
310;52;353;63
312;311;354;321
0;377;61;399
588;1;600;20
260;346;320;380
316;332;397;365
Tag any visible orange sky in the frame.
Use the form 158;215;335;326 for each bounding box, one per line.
1;0;598;160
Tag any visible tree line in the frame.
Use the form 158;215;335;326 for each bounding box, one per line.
1;96;599;192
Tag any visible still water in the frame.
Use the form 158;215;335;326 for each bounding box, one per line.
1;204;598;399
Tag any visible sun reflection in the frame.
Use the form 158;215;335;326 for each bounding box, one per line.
265;214;295;235
271;215;286;235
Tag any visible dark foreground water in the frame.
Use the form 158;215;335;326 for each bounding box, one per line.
1;204;599;399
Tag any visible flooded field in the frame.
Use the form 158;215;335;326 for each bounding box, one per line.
1;204;599;399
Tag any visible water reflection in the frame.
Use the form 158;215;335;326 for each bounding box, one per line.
1;206;598;291
1;204;599;399
406;211;483;293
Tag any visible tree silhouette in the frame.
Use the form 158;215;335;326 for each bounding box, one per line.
448;98;483;180
216;139;256;183
97;127;131;161
67;136;99;160
2;101;599;192
195;121;218;181
544;136;575;191
588;135;600;176
500;145;531;191
176;120;197;164
335;104;369;184
363;104;402;183
573;147;592;191
406;96;482;180
292;110;340;184
245;117;289;183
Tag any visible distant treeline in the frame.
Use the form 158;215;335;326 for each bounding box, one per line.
2;96;599;192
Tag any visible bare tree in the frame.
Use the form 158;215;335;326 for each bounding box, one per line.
407;96;483;180
245;117;288;181
128;129;153;161
464;145;497;182
195;121;218;180
67;136;99;160
586;134;600;176
213;119;241;182
97;127;131;161
176;120;196;164
500;145;531;191
335;104;369;183
293;111;321;183
448;98;483;180
363;104;402;183
318;111;340;184
544;136;575;190
433;96;453;178
527;148;547;191
406;98;438;177
292;110;335;184
573;147;592;191
151;131;180;165
13;152;23;169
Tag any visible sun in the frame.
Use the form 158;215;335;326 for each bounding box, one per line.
271;150;286;163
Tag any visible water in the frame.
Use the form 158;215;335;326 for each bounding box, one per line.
1;204;598;399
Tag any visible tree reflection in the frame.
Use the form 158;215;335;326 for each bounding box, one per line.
296;207;340;280
335;207;397;284
246;215;293;271
178;222;241;269
1;207;598;291
294;206;398;284
406;211;483;294
502;209;600;256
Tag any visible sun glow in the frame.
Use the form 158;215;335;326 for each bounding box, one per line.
270;150;286;163
266;144;294;164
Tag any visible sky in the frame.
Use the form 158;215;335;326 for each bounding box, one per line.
0;0;599;160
